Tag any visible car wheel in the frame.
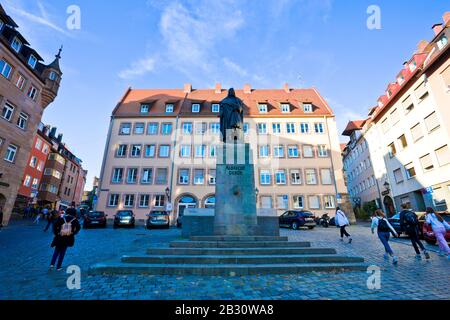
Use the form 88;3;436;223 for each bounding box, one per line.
291;222;299;230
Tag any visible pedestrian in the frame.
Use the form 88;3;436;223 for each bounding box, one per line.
336;207;353;243
399;204;430;260
425;207;450;260
43;209;57;232
371;209;399;264
33;209;42;224
49;205;80;271
23;206;30;220
0;206;4;229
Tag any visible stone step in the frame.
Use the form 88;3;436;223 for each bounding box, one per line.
189;236;288;242
170;241;311;248
89;262;369;276
121;254;365;265
147;247;337;256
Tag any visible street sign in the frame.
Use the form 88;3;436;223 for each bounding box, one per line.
422;187;433;195
166;203;173;212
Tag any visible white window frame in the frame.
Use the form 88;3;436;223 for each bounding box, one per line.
211;104;220;113
192;104;201;113
28;55;37;69
11;37;22;53
1;102;14;121
4;144;18;163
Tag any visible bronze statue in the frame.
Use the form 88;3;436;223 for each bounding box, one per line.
219;88;244;143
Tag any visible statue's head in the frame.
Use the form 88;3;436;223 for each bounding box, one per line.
228;88;236;97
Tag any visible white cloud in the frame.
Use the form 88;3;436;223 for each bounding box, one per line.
222;58;248;78
118;57;157;80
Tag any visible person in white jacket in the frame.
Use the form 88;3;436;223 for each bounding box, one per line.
335;207;352;243
425;207;450;259
371;210;399;265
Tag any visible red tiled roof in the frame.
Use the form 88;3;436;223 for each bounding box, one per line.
342;120;366;136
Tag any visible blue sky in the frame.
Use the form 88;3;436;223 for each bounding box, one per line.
3;0;449;190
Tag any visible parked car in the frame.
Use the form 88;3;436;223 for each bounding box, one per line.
113;210;135;229
83;211;107;228
388;212;426;238
423;212;450;245
329;217;336;227
279;211;316;230
146;211;170;229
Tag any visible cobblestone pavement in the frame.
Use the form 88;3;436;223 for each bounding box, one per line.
0;220;449;300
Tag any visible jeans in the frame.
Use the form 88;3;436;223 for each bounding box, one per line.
44;220;53;232
406;226;425;255
340;226;350;238
378;232;394;255
434;226;450;255
50;246;68;269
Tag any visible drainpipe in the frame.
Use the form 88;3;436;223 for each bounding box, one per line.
325;116;339;200
96;116;114;211
169;115;180;205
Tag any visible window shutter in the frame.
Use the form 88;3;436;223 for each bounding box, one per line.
415;81;428;100
435;145;450;166
420;154;434;171
424;112;440;132
410;123;423;141
442;66;450;86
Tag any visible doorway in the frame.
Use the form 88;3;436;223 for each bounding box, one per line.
177;195;198;219
383;196;395;217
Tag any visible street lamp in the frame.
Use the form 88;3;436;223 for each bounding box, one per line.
383;181;390;191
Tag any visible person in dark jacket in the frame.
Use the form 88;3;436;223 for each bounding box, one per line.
399;204;430;260
44;209;58;232
49;207;81;271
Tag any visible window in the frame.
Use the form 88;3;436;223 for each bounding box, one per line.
154;195;165;208
390;108;400;125
275;170;287;185
305;169;317;185
159;145;170;158
394;168;404;184
324;195;336;209
180;145;191;158
28;86;39;101
410;123;424;142
139;195;150;208
243;123;249;135
303;103;313;113
381;119;390;133
257;123;267;135
147;123;159;135
165;104;174;113
0;59;12;79
112;168;123;183
35;138;42;150
124;195;135;208
277;195;289;209
281;104;290;113
272;123;281;134
442;66;450;88
15;74;26;90
308;196;321;209
32;178;39;189
261;196;273;209
134;123;145;135
212;104;220;113
288;146;299;158
435;145;450;167
37;161;44;172
11;37;22;52
303;145;314;158
28;55;37;69
49;71;58;81
161;123;173;135
405;162;416;179
398;135;408;150
424;112;440;133
286;123;296;134
420;154;434;172
195;122;207;135
127;168;138;184
156;168;168;185
141;168;153;184
318;145;328;157
388;143;397;158
210;123;220;134
259;145;269;158
320;169;333;185
260;170;271;185
183;123;193;134
4;144;17;162
208;170;216;185
415;81;429;102
258;104;268;113
24;175;31;187
290;170;302;185
130;145;142;157
293;195;304;209
273;146;285;158
119;123;131;135
209;145;217;158
403;96;414;114
144;145;156;158
195;145;206;158
1;102;14;121
30;156;37;168
140;104;149;113
437;34;448;50
300;123;309;133
194;169;205;185
178;169;190;185
117;145;127;157
314;123;325;134
192;104;201;113
108;194;119;207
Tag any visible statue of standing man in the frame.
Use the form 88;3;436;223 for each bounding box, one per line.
219;88;244;143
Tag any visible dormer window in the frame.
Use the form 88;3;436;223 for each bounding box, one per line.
0;20;4;30
212;103;220;113
397;76;405;85
49;71;58;81
140;104;149;113
11;37;22;53
28;55;37;69
303;103;313;113
437;34;448;50
281;103;290;113
258;104;268;113
409;61;417;72
165;104;174;113
192;103;201;113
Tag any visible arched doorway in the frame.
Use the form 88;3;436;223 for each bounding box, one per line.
204;196;215;209
383;196;395;217
176;195;198;218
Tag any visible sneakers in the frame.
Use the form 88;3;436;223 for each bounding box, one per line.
56;267;63;271
49;265;55;270
415;254;422;260
339;238;344;242
348;238;353;244
424;251;431;260
384;253;390;260
439;251;446;257
392;256;399;265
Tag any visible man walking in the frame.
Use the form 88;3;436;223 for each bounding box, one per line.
399;204;430;260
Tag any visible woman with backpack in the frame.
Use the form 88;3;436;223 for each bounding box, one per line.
49;209;81;271
425;207;450;260
399;204;430;260
371;210;399;265
335;207;353;243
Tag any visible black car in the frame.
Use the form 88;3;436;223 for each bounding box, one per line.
146;211;170;229
388;212;426;238
113;210;135;229
279;210;316;230
83;211;107;228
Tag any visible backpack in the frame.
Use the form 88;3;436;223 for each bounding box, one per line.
60;217;74;237
404;211;419;226
377;218;391;233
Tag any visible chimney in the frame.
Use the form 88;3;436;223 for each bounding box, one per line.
49;127;57;139
432;23;444;35
444;12;450;24
416;40;429;53
243;84;252;94
283;83;290;93
183;83;192;94
57;134;63;143
214;83;222;94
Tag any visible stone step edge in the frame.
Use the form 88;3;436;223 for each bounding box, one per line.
169;241;311;247
189;236;289;242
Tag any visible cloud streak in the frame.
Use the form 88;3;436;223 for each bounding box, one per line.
118;57;157;80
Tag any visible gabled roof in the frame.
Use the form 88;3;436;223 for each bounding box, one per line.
342;120;366;136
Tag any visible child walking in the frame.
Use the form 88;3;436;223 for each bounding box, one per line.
425;207;450;260
371;209;399;265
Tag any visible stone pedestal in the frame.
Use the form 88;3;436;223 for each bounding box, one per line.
214;143;258;236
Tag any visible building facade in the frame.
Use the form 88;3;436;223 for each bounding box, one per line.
97;84;350;223
0;5;62;225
